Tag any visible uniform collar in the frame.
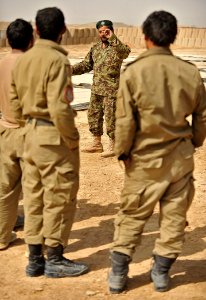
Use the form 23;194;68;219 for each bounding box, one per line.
11;49;24;54
138;46;173;60
35;39;68;56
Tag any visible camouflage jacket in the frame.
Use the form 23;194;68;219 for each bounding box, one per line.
72;34;131;97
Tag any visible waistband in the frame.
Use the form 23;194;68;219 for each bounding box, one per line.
28;118;54;126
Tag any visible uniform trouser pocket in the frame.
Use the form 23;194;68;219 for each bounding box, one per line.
112;185;156;257
154;170;195;258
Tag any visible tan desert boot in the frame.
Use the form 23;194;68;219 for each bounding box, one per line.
81;136;103;153
101;138;115;158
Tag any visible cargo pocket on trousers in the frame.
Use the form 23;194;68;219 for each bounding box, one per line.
113;186;147;244
55;166;75;191
113;213;126;242
120;186;146;213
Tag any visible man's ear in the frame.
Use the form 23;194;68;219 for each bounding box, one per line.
61;25;66;35
28;35;35;49
35;25;40;37
144;36;155;49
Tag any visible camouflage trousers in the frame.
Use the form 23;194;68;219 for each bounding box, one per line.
88;93;116;139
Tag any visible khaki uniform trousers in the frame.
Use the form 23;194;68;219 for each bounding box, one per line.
23;121;79;247
112;139;195;259
0;126;24;244
88;93;116;139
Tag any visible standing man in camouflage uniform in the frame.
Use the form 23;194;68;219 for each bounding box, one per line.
0;19;34;250
72;20;130;158
108;11;206;293
10;7;88;278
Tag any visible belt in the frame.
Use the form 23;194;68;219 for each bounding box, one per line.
28;118;54;126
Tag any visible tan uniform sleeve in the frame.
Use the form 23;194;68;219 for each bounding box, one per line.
10;72;24;126
47;60;79;150
192;73;206;147
114;71;137;159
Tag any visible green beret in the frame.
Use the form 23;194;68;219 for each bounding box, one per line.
96;20;113;30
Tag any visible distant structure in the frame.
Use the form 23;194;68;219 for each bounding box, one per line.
0;22;206;48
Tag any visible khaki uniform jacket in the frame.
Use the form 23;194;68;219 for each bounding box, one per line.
0;51;22;129
115;47;206;159
10;39;79;150
72;34;131;97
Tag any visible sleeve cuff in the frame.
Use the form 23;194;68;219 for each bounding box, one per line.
108;33;116;43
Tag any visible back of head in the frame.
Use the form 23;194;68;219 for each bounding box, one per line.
6;19;33;50
142;10;177;47
35;7;66;42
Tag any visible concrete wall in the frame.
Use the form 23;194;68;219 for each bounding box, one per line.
0;22;206;48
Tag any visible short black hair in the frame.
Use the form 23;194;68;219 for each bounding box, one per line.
35;7;65;41
142;10;177;47
6;19;33;50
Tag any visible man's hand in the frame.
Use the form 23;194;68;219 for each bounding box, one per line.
104;29;113;39
123;157;132;169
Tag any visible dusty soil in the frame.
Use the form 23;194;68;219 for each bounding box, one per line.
0;45;206;300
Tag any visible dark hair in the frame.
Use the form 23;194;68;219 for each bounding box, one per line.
142;10;177;46
6;19;33;50
35;7;65;41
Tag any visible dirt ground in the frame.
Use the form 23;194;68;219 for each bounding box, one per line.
0;45;206;300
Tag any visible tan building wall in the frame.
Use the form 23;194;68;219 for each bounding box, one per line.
0;21;206;49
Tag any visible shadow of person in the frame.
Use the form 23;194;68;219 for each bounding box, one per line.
132;224;206;264
9;237;25;249
66;215;206;279
181;225;206;257
126;270;151;292
73;248;111;272
68;212;159;257
119;225;206;292
65;217;115;254
73;198;120;223
64;213;160;273
171;259;206;288
122;258;206;293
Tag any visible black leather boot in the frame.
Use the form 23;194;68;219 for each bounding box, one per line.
26;244;45;277
14;215;24;229
45;245;89;278
108;251;131;294
151;254;176;292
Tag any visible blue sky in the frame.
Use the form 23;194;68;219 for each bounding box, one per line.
0;0;206;27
